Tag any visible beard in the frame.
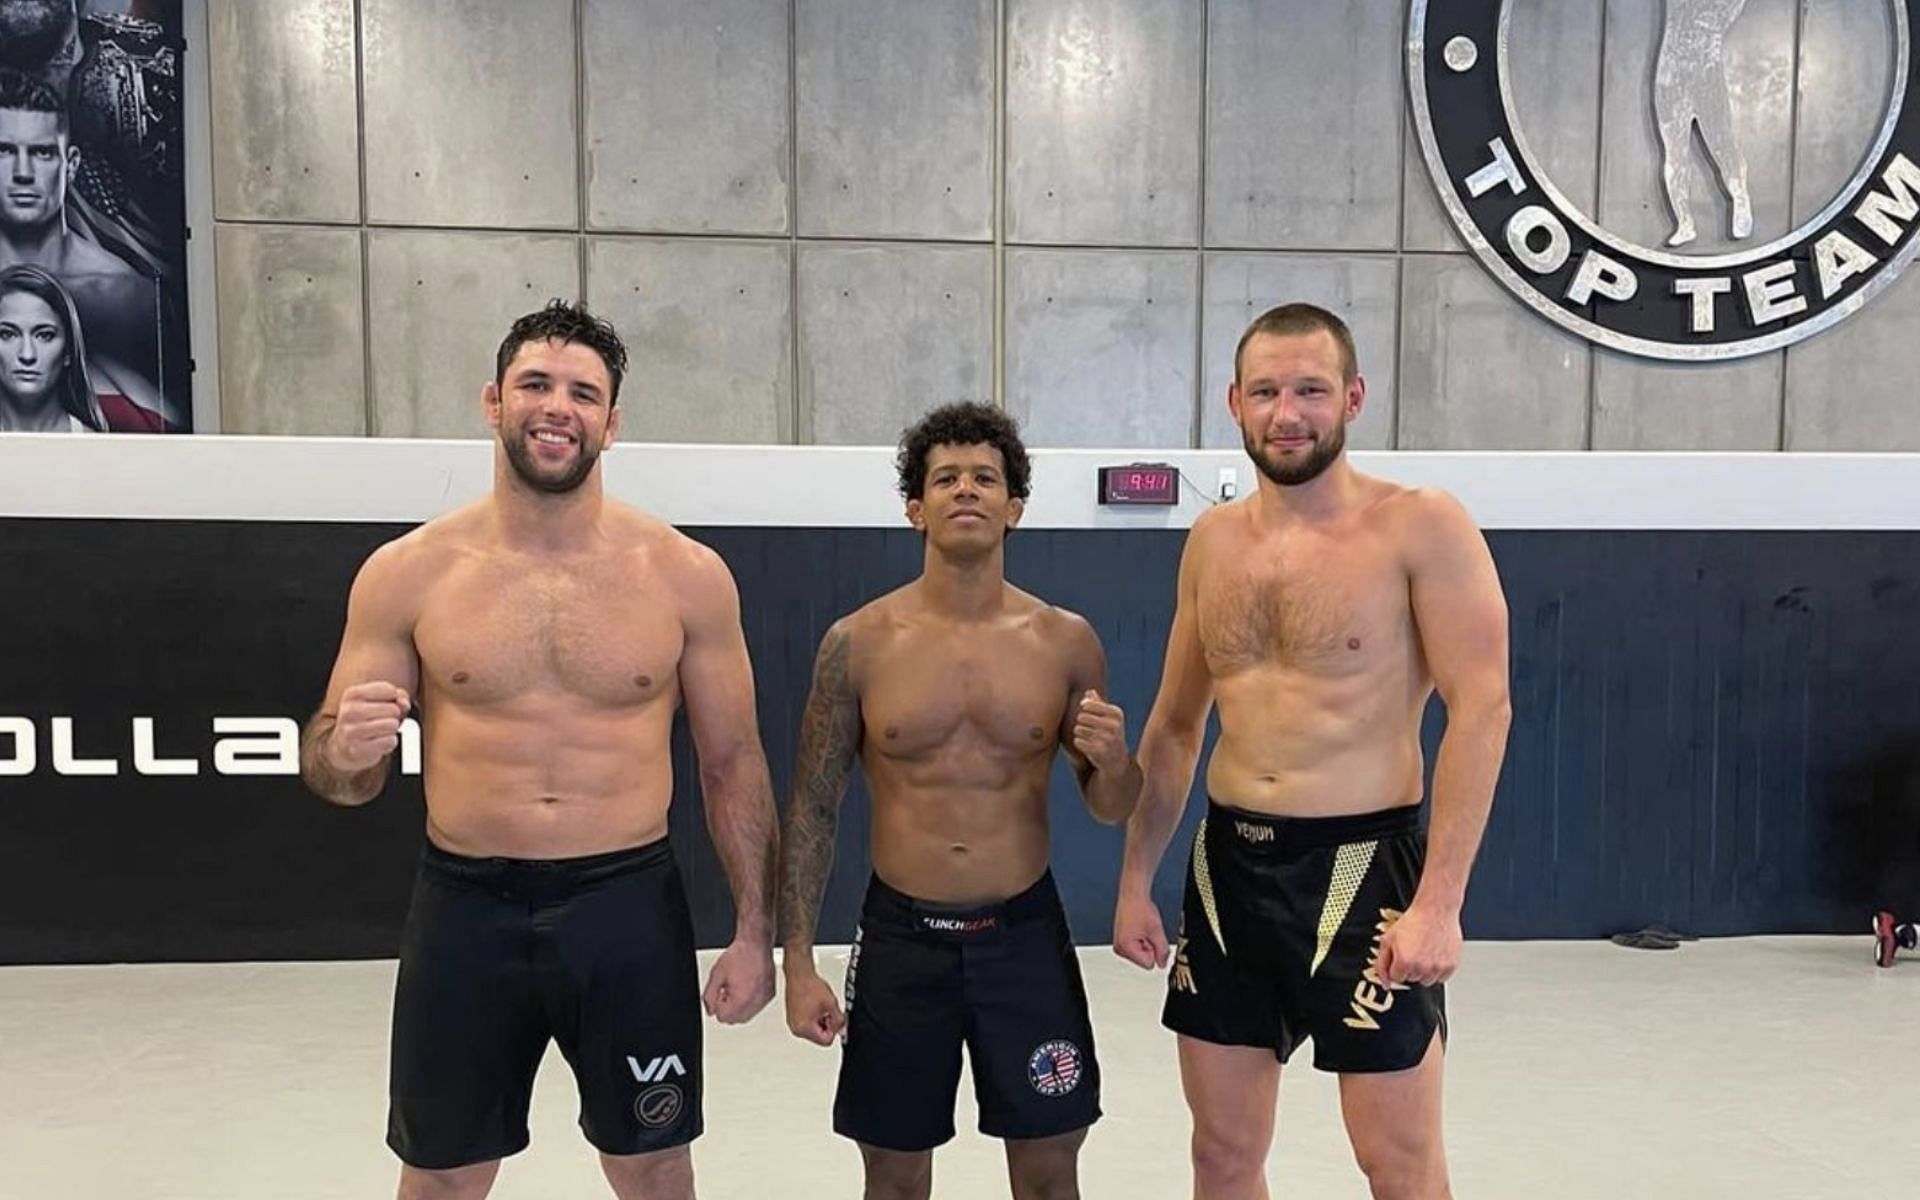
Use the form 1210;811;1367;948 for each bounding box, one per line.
0;1;73;69
502;425;601;494
1243;417;1346;487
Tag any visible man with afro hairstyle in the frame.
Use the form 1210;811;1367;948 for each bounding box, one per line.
780;401;1141;1200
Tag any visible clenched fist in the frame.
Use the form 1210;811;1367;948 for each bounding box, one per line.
704;940;777;1025
1375;903;1462;989
784;967;847;1046
1112;886;1170;971
325;681;410;773
1072;690;1130;774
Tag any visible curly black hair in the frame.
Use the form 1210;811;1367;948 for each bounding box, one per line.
495;298;629;404
0;69;64;128
896;402;1031;501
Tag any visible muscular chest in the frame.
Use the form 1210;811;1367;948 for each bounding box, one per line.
413;557;682;707
861;629;1068;761
1198;536;1408;676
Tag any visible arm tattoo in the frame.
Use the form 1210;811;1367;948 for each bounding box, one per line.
778;625;862;949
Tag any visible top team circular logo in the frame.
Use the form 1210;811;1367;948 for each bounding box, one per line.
1027;1040;1084;1097
1409;1;1920;360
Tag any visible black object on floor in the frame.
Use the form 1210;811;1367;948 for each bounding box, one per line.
1610;927;1683;950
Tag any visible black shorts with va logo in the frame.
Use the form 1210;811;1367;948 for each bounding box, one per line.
834;871;1102;1151
1163;802;1446;1073
387;838;703;1169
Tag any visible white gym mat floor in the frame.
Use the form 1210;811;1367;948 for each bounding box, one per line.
1;937;1905;1199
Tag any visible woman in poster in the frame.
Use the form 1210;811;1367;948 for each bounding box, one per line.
0;262;160;431
1;2;188;431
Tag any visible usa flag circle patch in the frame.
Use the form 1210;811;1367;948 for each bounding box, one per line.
1027;1039;1084;1097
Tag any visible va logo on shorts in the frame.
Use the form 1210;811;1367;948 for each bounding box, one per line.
634;1083;685;1129
1409;0;1920;359
627;1053;687;1084
627;1051;688;1128
1027;1040;1084;1097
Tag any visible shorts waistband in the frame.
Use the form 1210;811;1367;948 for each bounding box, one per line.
1207;800;1421;850
420;835;672;900
863;870;1061;936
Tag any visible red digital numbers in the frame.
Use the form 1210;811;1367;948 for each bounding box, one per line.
1100;464;1176;505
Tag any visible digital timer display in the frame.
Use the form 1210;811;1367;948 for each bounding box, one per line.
1097;464;1179;506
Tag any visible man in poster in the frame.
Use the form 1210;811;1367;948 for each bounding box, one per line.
0;0;185;431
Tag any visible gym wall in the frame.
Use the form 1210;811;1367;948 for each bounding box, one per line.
200;0;1920;450
4;439;1918;963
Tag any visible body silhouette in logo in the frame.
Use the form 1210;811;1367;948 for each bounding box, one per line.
1655;0;1753;246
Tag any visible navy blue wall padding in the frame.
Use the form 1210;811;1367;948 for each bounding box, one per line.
1;519;1916;963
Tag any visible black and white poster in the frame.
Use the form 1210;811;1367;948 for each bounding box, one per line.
0;1;185;433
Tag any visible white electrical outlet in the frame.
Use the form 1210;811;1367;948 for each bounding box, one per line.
1217;466;1238;501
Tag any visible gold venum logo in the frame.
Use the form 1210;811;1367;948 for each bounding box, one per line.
1343;907;1405;1031
1170;936;1197;994
1233;820;1274;843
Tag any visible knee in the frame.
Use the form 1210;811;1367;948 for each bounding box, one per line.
1009;1164;1078;1200
397;1161;498;1200
1352;1142;1447;1200
1190;1123;1267;1192
600;1148;693;1199
1007;1145;1080;1200
860;1147;932;1200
